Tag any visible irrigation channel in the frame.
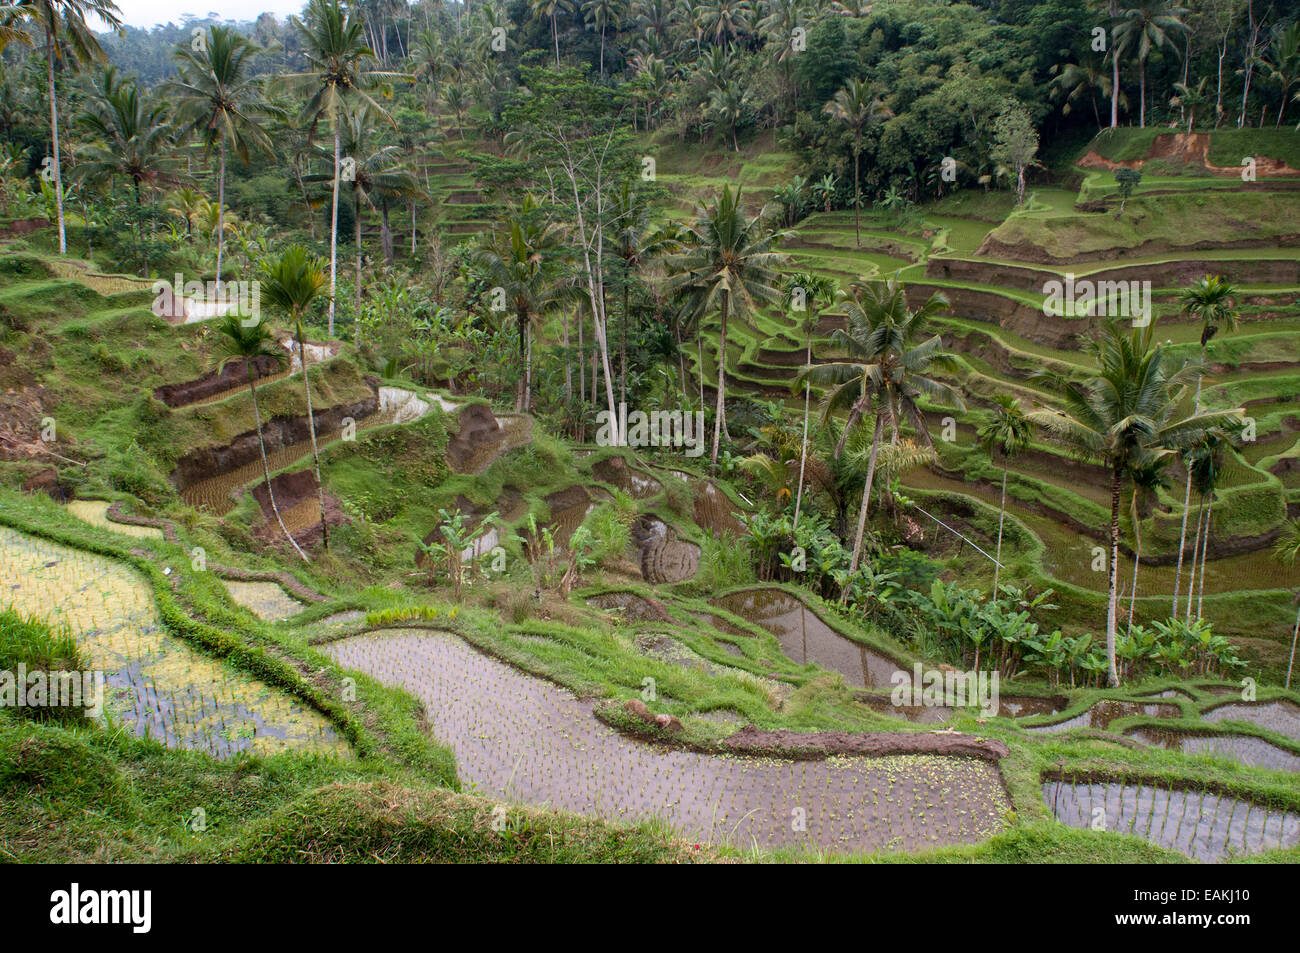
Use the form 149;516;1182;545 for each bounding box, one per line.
324;628;1013;852
0;524;348;758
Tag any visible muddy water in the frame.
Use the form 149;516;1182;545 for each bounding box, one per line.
1129;729;1300;773
543;486;611;549
1202;700;1300;742
325;628;1012;851
1026;700;1180;734
1043;779;1300;861
0;526;348;759
713;588;901;690
587;591;678;623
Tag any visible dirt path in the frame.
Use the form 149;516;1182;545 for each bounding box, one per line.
324;627;1013;852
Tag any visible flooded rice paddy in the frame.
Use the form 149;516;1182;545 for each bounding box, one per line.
1025;700;1181;734
0;526;348;759
223;580;308;621
1202;700;1300;742
65;500;163;541
1043;779;1300;861
712;588;901;690
324;628;1012;851
1128;729;1300;773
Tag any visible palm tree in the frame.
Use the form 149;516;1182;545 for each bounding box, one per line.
611;180;678;413
782;270;838;532
306;106;420;341
1260;22;1300;128
823;78;891;247
696;0;752;47
664;185;787;470
1273;518;1300;688
977;394;1034;596
1125;455;1169;633
530;0;574;66
212;312;309;563
285;0;404;336
797;278;964;583
1171;274;1238;617
1169;76;1208;131
1184;432;1227;624
169;26;280;287
260;245;330;551
16;0;123;254
73;67;181;274
1052;52;1114;128
1113;1;1189;128
473;210;568;413
581;0;627;75
1030;320;1240;686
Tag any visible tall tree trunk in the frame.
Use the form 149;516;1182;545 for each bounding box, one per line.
1287;597;1299;689
620;281;629;416
328;124;341;335
1106;462;1122;687
846;412;884;591
1127;490;1142;634
552;13;560;66
354;190;362;347
296;318;329;551
793;319;812;531
1139;57;1147;128
711;292;729;471
1196;496;1212;621
1109;0;1120;128
216;139;227;285
852;144;861;247
381;200;393;265
46;42;66;255
562;307;572;410
248;372;309;562
1173;354;1205;614
994;464;1008;595
1186;501;1205;623
516;308;528;412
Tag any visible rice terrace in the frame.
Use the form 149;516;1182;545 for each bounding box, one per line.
0;0;1298;895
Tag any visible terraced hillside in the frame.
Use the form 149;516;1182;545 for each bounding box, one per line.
693;129;1300;666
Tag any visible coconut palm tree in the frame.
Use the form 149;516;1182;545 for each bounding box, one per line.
305;106;420;340
1113;0;1189;128
260;245;330;551
1171;274;1238;617
284;0;405;335
610;180;679;413
473;208;568;413
1273;518;1300;688
1184;431;1229;624
977;394;1034;595
664;185;787;471
168;26;280;288
1051;52;1114;128
1259;21;1300;128
782;270;838;531
212;312;309;562
581;0;627;75
530;0;574;66
1030;320;1240;686
797;278;965;583
15;0;122;254
73;67;182;274
823;78;891;247
1125;454;1169;633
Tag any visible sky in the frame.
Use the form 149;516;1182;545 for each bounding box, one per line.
105;1;306;29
